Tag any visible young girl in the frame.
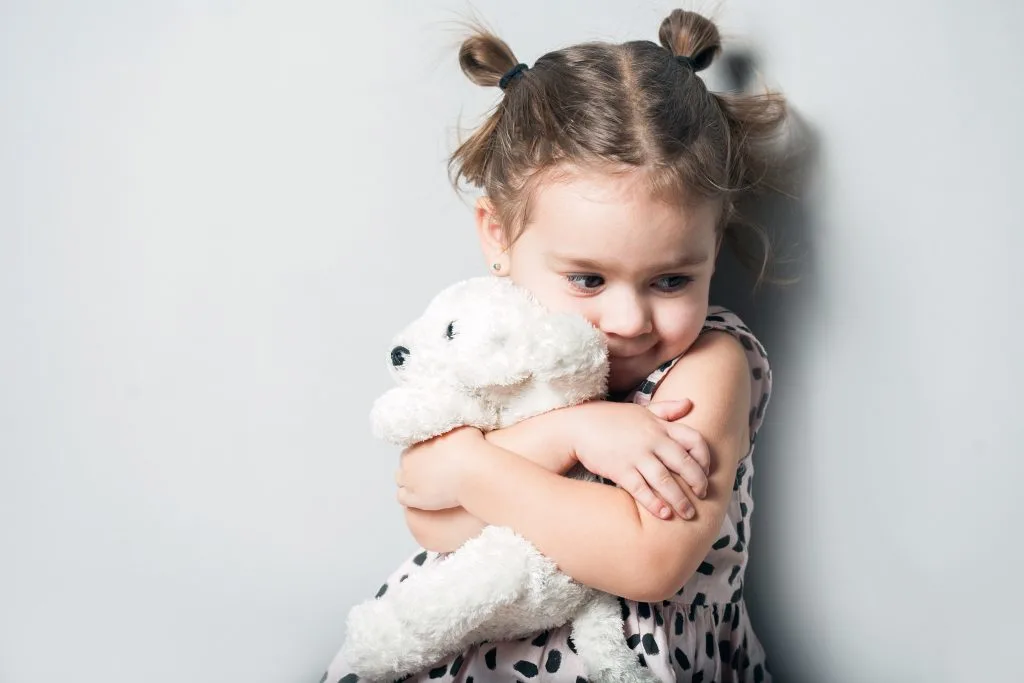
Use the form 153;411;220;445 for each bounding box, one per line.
323;9;785;682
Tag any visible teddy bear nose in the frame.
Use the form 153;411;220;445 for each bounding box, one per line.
390;346;410;367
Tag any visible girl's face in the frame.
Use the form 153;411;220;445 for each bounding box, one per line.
477;165;721;393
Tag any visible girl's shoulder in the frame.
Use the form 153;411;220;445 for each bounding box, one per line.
629;306;773;444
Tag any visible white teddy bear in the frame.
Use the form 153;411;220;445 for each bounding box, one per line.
340;277;658;683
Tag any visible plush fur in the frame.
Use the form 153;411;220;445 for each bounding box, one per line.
341;277;658;683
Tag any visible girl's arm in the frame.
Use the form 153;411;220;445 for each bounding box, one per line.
404;409;578;552
451;331;751;602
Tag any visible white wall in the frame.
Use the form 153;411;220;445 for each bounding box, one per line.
1;1;1020;682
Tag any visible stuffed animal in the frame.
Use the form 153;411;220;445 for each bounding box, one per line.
340;277;658;683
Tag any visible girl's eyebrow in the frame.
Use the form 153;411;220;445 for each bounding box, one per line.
549;252;709;271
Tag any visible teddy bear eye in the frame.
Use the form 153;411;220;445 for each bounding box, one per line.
445;321;456;340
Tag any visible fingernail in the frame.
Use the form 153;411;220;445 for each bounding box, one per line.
683;506;695;519
659;506;672;519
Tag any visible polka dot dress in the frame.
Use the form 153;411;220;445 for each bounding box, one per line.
321;307;773;682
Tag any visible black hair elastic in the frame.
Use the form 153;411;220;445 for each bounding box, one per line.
675;55;697;70
499;63;529;90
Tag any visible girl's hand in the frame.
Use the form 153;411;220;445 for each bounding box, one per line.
568;399;711;520
396;427;483;510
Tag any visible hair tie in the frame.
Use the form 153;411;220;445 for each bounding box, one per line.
499;63;529;90
675;55;697;71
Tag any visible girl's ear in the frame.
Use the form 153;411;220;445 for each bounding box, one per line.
475;197;509;274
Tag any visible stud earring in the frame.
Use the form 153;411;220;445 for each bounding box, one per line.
492;263;502;272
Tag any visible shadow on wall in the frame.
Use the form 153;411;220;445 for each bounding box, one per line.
708;48;824;683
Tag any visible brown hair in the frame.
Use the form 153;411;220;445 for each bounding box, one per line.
449;9;788;284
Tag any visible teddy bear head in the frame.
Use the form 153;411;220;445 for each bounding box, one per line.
386;276;607;389
370;277;609;445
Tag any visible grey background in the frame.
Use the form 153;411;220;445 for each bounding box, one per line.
2;1;1021;681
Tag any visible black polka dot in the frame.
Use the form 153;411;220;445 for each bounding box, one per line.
626;633;641;649
399;574;408;583
706;315;726;322
705;633;714;658
567;635;577;654
730;586;743;602
375;583;388;598
467;678;474;683
450;654;464;677
692;671;705;683
318;672;327;683
752;367;762;380
693;592;706;606
675;611;685;635
739;335;753;351
732;605;741;630
754;663;765;682
719;640;731;661
642;633;659;655
736;520;746;543
485;647;498;670
545;649;562;673
412;551;428;566
637;653;647;668
731;647;741;670
733;463;746;491
339;675;358;683
637;602;651;619
674;647;691;670
712;535;730;550
618;598;630;621
696;561;714;575
653;605;664;626
728;565;741;584
428;662;447;678
740;502;748;517
513;661;539;678
742;654;751;670
576;677;588;683
531;631;549;647
756;392;768;419
723;603;733;623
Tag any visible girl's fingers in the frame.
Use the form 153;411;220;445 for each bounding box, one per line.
653;440;708;499
666;422;712;475
637;454;695;519
646;398;693;421
618;470;675;520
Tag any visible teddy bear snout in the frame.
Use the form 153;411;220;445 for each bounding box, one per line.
390;345;410;368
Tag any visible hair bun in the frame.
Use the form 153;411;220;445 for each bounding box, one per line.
458;29;520;88
658;9;721;72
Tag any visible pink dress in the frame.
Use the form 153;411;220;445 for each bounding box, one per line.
322;307;773;682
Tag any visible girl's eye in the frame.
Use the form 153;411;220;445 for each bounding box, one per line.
566;274;605;291
445;321;456;339
654;275;692;292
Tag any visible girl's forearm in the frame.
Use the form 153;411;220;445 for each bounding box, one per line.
456;437;663;600
402;409;579;553
405;506;486;553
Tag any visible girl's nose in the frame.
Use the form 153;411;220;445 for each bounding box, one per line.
599;290;652;339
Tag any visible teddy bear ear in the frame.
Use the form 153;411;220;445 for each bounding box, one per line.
452;330;532;389
528;313;610;380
